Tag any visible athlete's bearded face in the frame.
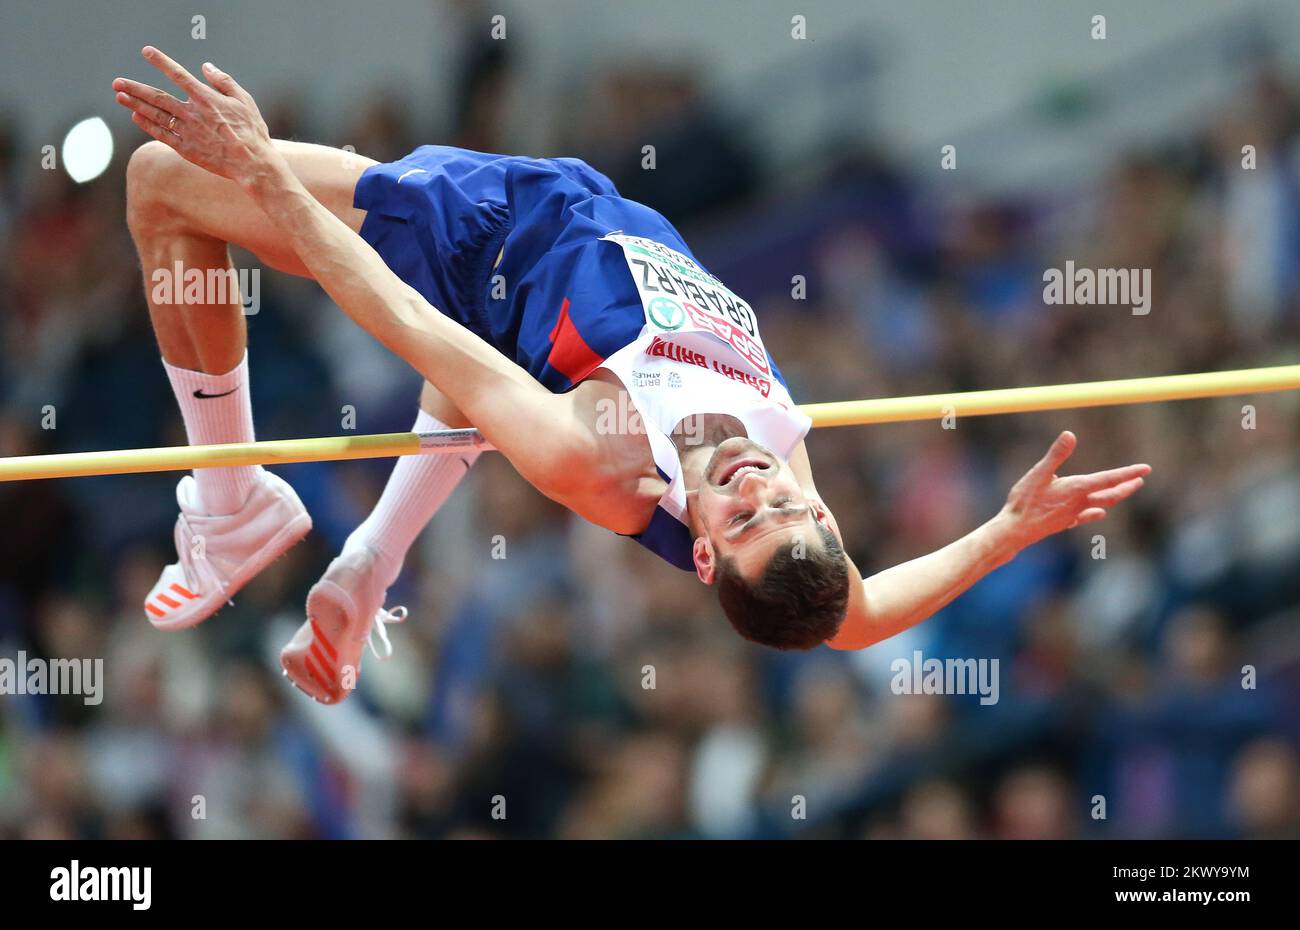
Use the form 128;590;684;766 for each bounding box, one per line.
689;437;835;584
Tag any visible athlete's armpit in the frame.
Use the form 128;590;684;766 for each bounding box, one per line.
539;376;665;535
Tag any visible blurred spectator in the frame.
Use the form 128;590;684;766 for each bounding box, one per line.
992;766;1078;840
572;65;759;223
447;0;516;153
1227;738;1300;839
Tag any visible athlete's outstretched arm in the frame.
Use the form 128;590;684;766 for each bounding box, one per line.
826;431;1150;650
113;48;609;505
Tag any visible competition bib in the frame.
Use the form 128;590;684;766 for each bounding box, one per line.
602;232;771;377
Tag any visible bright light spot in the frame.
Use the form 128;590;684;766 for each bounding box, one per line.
62;117;114;183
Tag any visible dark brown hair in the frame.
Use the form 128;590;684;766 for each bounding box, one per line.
716;522;850;650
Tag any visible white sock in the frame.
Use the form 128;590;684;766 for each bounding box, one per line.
163;351;263;515
343;409;479;589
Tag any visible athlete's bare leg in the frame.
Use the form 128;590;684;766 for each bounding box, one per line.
126;138;465;422
126;144;476;699
126;139;367;371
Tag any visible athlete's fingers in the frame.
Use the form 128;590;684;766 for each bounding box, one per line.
141;46;206;98
201;62;253;104
111;78;185;117
1086;476;1144;508
130;110;180;148
115;91;176;129
1071;507;1107;527
1070;463;1152;493
1030;430;1077;480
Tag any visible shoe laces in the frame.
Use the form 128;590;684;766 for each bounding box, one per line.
178;511;234;606
367;606;408;660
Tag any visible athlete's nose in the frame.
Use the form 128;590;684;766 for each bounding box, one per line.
735;468;770;501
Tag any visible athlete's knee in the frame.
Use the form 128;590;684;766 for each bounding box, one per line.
419;382;472;429
125;141;187;239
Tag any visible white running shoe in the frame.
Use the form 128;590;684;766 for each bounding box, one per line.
144;471;312;631
279;545;408;704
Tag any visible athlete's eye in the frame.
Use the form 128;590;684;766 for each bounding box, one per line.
730;511;752;527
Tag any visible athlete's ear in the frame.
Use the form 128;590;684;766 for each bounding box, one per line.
808;496;843;546
692;535;717;585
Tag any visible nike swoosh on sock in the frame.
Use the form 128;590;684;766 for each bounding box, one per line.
193;387;240;399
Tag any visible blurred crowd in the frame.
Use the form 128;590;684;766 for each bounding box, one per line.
1;37;1299;839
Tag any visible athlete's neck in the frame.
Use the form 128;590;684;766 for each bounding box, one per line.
674;413;746;496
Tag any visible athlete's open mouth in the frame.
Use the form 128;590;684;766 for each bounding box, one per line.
718;457;771;487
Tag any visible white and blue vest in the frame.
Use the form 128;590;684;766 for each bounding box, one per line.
596;233;811;570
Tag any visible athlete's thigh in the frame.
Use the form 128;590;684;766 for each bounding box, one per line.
167;139;377;276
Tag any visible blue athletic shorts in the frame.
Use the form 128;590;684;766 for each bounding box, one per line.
354;144;689;392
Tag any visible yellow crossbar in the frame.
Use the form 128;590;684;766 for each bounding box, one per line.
1;365;1296;482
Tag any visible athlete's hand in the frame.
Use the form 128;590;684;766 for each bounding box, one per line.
995;431;1150;551
113;47;281;188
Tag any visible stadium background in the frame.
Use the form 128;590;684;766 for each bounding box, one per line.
1;0;1299;838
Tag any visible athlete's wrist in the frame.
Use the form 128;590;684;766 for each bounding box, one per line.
983;509;1028;566
239;150;294;200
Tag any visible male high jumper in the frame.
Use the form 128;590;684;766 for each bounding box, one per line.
112;48;1150;703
